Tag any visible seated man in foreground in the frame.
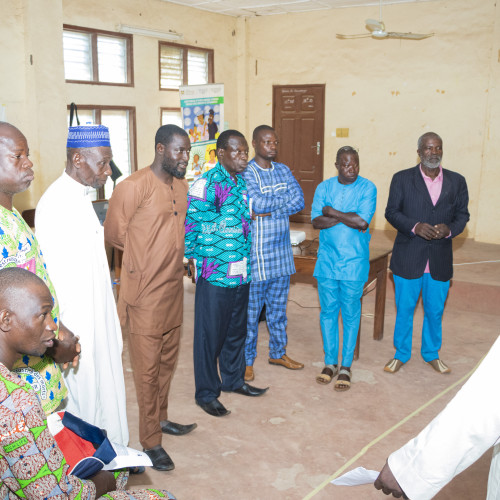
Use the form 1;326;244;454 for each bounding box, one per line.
0;267;175;500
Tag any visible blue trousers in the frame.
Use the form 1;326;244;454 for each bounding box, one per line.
393;273;450;363
245;276;290;365
316;278;364;368
193;277;249;404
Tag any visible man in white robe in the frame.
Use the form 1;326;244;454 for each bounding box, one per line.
375;334;500;499
35;125;128;446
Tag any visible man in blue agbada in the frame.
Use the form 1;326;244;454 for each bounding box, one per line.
185;130;268;418
312;146;377;392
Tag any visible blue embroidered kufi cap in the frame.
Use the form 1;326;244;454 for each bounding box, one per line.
67;125;111;148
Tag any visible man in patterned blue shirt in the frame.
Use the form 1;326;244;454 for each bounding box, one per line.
185;130;268;417
242;125;305;382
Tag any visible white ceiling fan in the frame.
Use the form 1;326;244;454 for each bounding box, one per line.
337;0;434;40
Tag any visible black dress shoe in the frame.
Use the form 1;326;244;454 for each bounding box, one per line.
143;446;175;471
196;398;231;417
231;383;269;397
161;420;197;436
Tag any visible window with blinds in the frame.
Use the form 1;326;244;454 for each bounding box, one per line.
63;25;133;86
98;36;128;83
160;45;183;89
188;50;209;85
159;42;213;90
63;31;92;81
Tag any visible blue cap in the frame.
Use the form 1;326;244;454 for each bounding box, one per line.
67;125;111;148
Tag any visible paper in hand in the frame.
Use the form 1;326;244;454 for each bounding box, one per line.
331;466;379;486
103;443;153;470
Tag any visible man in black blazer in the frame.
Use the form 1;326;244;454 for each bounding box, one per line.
384;132;469;374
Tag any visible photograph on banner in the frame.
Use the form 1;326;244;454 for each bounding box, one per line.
179;85;223;145
184;107;219;143
187;141;217;183
180;83;224;182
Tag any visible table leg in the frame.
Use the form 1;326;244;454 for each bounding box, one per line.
373;255;388;341
354;296;363;360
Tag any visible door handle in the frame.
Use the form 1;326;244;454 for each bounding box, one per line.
311;142;320;155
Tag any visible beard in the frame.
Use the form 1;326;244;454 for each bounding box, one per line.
421;156;441;169
162;159;186;179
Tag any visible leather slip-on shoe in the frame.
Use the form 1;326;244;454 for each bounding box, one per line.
196;398;231;417
161;421;197;436
268;354;304;370
384;358;404;373
244;365;254;381
143;446;175;471
427;358;451;374
231;383;269;397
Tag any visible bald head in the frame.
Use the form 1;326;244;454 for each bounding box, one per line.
0;268;47;310
0;124;34;209
0;267;56;368
0;122;24;146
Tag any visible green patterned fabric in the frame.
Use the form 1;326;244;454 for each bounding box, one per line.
185;163;252;288
0;205;67;413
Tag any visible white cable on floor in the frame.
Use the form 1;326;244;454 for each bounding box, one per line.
454;260;500;266
303;354;486;499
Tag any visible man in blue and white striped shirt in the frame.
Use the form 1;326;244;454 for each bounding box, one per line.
242;125;305;382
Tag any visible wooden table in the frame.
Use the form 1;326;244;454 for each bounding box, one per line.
293;240;391;360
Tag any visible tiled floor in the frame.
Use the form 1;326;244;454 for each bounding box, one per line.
122;227;500;499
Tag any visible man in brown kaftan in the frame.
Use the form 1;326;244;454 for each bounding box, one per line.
104;125;197;472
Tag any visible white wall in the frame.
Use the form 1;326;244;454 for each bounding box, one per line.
244;0;499;240
1;0;499;242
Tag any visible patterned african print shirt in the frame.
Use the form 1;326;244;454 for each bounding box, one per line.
0;363;176;500
185;163;252;288
0;205;66;414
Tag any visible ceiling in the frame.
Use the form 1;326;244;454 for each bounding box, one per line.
160;0;432;18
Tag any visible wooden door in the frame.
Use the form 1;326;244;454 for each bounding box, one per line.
273;84;325;223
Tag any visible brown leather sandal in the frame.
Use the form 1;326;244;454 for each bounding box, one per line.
316;365;338;385
334;368;351;392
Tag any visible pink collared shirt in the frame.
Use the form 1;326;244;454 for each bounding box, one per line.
420;164;443;205
413;165;444;273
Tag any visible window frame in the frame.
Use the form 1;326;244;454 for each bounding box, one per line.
63;24;134;87
160;107;182;127
66;104;138;199
158;41;214;91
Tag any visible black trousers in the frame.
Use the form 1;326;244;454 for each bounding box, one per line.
193;277;249;403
